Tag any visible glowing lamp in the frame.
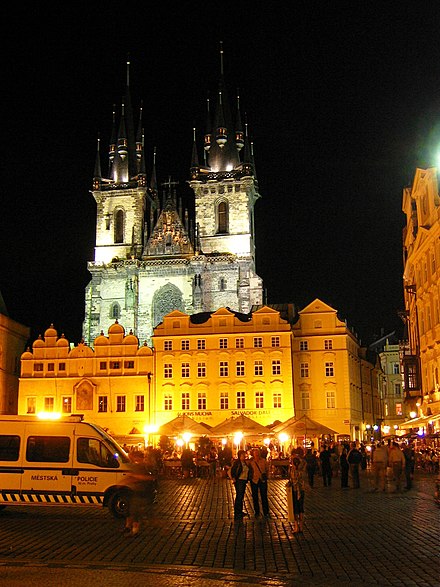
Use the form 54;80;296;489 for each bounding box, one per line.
176;439;184;447
263;437;271;446
410;411;417;419
278;433;289;444
182;432;192;444
234;432;243;446
366;424;371;430
37;412;61;420
143;424;158;434
394;425;398;430
373;425;379;431
221;438;227;446
383;426;390;434
417;429;424;437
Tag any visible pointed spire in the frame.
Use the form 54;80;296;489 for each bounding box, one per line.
136;102;143;167
150;147;158;192
191;127;200;174
235;90;244;151
93;135;102;190
215;89;227;148
109;105;117;177
242;118;253;175
204;95;212;152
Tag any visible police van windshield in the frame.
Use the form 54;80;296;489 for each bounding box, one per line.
88;424;130;463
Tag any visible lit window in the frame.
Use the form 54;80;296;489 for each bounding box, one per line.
220;361;229;377
181;363;190;378
301;391;310;410
393;363;400;375
98;396;108;412
164;395;173;411
197;362;206;377
220;392;229;410
326;390;335;409
325;362;334;377
255;391;264;409
300;341;308;351
253;337;263;348
181;340;190;351
395;403;402;416
44;397;54;412
300;362;309;378
237;391;245;409
164;364;173;379
181;392;190;410
198;393;207;410
272;360;281;375
271;336;280;347
324;339;333;350
164;340;173;351
116;396;126;412
236;361;245;377
62;397;72;414
235;338;244;348
254;360;263;376
27;397;36;414
273;393;282;409
135;395;145;412
197;339;206;350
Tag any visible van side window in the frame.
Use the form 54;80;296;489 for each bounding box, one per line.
26;436;70;463
77;438;118;468
0;435;20;461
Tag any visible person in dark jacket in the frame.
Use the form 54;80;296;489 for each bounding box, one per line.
320;445;332;487
347;442;362;488
228;450;251;521
340;444;350;488
305;448;318;488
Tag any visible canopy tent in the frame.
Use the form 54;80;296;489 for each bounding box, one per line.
273;414;338;438
398;415;431;430
209;414;270;437
157;414;210;437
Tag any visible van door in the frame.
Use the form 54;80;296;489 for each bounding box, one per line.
74;436;121;503
20;425;73;502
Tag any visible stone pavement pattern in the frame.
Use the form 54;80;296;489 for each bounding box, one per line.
0;470;438;586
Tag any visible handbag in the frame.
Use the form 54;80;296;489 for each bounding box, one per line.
255;460;268;482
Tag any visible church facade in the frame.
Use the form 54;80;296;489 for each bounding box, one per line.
83;54;263;346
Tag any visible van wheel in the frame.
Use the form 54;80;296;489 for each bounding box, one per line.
109;490;130;518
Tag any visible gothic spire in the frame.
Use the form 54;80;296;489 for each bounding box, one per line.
93;135;102;190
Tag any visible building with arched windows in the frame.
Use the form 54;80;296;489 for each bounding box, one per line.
83;51;262;346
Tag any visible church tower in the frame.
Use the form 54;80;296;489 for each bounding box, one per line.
83;49;263;345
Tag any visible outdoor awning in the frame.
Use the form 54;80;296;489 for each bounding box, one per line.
398;416;430;430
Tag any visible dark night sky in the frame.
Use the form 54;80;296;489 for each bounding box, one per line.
3;3;440;346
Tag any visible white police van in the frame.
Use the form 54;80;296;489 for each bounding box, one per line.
0;415;156;517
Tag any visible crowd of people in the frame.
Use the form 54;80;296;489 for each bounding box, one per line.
119;437;439;536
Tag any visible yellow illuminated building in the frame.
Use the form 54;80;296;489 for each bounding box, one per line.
18;306;294;440
153;306;294;428
292;299;385;441
402;167;440;419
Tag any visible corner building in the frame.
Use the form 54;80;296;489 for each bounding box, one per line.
402;167;440;419
83;55;263;346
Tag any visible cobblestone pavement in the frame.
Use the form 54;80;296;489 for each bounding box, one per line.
0;470;438;586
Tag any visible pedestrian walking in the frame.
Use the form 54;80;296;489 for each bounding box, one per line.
120;450;157;537
229;449;251;521
347;442;362;488
388;442;405;493
305;448;318;488
320;445;332;486
340;444;350;488
248;448;270;518
371;442;388;492
402;442;415;490
287;457;305;533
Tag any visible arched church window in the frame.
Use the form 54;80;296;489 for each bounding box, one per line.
152;284;184;328
110;303;121;319
114;209;124;243
217;201;228;234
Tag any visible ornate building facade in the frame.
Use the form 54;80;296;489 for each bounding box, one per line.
19;306;293;440
83;53;263;346
402;167;440;421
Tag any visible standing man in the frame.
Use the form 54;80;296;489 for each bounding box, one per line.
347;442;362;489
320;445;333;487
402;442;415;490
371;441;388;492
248;448;270;518
388;442;406;493
229;450;251;521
